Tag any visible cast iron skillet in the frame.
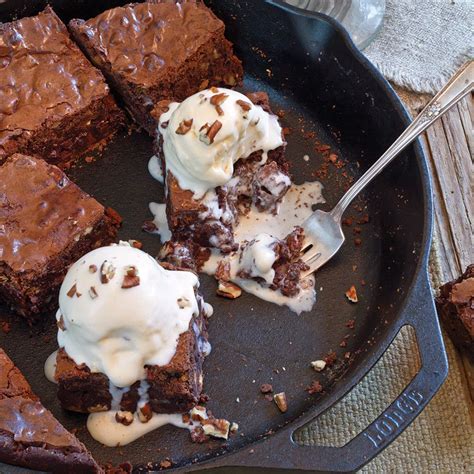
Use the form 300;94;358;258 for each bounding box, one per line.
0;1;448;472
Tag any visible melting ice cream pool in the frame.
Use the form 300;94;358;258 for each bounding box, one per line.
150;181;325;313
87;411;191;447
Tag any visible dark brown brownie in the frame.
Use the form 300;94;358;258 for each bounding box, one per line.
55;273;209;414
0;7;126;168
155;92;289;252
436;265;474;361
0;348;101;473
0;154;121;318
69;0;243;135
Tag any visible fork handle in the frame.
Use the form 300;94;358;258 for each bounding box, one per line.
331;61;474;222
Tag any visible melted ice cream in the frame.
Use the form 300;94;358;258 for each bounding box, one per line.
150;181;324;314
87;411;191;447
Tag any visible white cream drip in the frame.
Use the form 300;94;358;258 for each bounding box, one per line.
44;350;58;384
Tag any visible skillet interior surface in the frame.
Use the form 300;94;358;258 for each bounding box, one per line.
0;0;431;471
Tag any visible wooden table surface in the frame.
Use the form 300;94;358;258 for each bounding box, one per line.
396;87;474;403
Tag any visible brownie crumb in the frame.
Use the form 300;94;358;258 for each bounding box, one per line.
1;322;11;334
159;459;173;469
346;319;356;329
142;220;157;233
199;393;210;404
306;380;323;394
324;351;337;366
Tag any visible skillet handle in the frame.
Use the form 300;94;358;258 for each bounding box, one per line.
283;275;449;472
193;274;448;473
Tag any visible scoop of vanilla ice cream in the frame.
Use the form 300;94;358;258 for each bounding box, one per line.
159;88;284;198
57;245;201;388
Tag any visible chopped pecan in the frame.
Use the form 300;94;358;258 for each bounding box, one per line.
310;360;326;372
345;285;358;303
115;411;134;426
66;284;77;298
159;459;172;469
216;281;242;299
199;120;222;145
138;403;153;423
89;264;97;274
57;315;66;331
175;118;193;135
122;266;140;289
236;99;252;112
190;406;207;422
89;286;98;299
100;261;116;284
210;92;228;115
273;392;288;413
202;418;230;440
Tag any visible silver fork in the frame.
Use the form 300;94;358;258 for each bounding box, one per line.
301;61;473;276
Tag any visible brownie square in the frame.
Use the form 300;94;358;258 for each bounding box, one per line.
69;0;243;135
55;279;209;414
0;6;126;168
155;92;289;252
0;154;121;318
0;348;101;473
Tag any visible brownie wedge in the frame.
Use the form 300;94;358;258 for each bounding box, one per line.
69;1;243;135
436;265;474;361
0;348;101;473
0;155;121;318
154;91;289;252
55;270;209;415
0;6;125;167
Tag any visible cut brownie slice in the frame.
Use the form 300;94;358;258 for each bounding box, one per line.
160;228;310;298
55;265;209;415
69;0;243;135
436;265;474;361
0;155;121;318
0;348;101;473
0;6;126;167
154;91;289;252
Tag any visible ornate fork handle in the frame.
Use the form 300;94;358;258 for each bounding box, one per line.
331;61;473;222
